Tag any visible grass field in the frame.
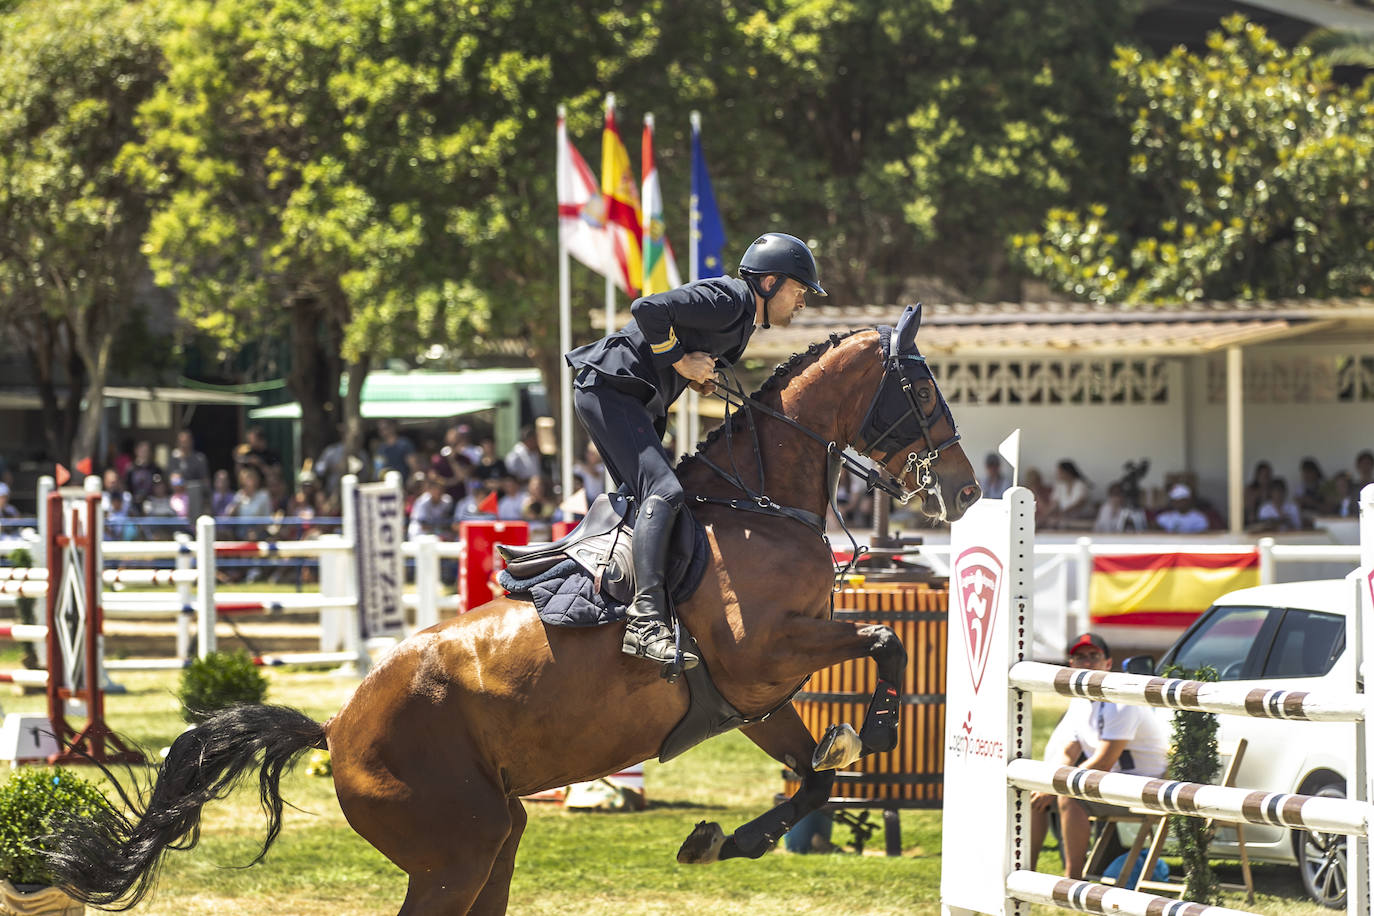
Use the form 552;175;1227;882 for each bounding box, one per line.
0;642;1334;916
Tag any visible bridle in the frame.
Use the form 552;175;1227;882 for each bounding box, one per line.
692;313;961;536
851;321;963;511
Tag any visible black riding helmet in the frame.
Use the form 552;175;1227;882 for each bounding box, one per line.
738;232;827;300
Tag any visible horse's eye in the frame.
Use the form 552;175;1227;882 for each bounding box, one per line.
917;386;933;401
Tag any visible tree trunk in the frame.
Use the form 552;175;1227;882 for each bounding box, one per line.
286;294;344;468
71;334;111;473
342;356;370;471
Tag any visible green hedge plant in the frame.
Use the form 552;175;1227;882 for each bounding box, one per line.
0;766;111;886
177;651;268;725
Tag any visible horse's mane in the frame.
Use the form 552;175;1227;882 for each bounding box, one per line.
678;326;872;471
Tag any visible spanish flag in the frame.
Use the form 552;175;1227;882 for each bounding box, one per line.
602;94;642;297
1090;551;1259;629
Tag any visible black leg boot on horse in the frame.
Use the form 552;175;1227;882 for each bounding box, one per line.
622;495;699;677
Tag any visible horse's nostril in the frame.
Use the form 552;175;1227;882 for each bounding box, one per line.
959;484;982;508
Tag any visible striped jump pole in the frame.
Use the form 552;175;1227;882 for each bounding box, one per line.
0;624;48;642
940;485;1374;916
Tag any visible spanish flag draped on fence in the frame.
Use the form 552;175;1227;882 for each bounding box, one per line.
601;95;642;297
640;114;680;295
1089;551;1260;629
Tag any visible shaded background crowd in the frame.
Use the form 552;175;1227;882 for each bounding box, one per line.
79;420;607;545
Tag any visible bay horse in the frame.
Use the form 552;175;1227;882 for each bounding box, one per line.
46;306;980;915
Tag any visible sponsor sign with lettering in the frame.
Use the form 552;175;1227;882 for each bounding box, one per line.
354;481;406;639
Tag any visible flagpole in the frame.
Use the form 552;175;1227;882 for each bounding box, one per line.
557;106;575;501
603;93;618;348
686;111;704;448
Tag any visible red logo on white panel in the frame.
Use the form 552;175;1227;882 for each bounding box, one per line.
954;546;1003;694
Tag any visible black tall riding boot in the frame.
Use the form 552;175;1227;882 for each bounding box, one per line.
622;496;699;673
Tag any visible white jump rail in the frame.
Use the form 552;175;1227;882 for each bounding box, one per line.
939;484;1374;916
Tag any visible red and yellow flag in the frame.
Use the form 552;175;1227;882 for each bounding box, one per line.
1090;551;1259;629
602;96;642;297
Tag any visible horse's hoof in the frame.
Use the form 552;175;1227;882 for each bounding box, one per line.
812;722;863;771
677;820;726;864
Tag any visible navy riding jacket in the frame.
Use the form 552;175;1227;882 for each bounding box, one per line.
565;277;756;418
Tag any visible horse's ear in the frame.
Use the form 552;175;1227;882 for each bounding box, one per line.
893;303;922;355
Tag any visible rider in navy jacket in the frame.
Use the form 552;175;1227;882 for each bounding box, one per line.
565;233;826;676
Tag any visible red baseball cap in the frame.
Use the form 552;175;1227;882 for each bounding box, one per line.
1068;632;1110;657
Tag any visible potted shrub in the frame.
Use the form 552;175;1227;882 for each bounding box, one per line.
0;766;110;915
176;651;268;724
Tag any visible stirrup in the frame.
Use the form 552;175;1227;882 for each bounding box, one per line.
622;620;700;672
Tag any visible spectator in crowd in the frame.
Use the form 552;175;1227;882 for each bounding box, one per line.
1329;470;1358;517
404;471;427;516
0;454;12;490
168;474;191;521
315;425;372;499
1022;467;1052;520
210;469;236;517
1154;482;1210;533
1355;450;1374;492
226;465;273;539
432;432;475;503
408;474;455;539
374;419;416;477
455;473;498;522
1028;633;1168;879
503;426;543;483
1093;483;1131;533
476;437;501;477
1255;478;1303;531
1243;460;1274;526
123;440;163;512
100;468;130;514
521;475;558;523
980;453;1009;501
1045;459;1093;529
235;426;283;481
264;465;293;514
111;438;135;478
166;429;210;520
495;470;527;521
105;490;138;541
141;475;180;538
574;442;607;503
1295;457;1327;517
452;423;484;465
0;482;18;520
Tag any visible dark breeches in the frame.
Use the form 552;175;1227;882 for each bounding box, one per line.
573;385;684;510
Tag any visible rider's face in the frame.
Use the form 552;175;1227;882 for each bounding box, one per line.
765;277;809;327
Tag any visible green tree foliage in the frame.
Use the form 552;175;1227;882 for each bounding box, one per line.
1014;16;1374;303
0;0;167;465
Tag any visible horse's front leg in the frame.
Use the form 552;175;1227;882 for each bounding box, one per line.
677;705;833;864
746;615;907;773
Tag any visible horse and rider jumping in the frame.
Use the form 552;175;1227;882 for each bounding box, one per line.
44;233;981;916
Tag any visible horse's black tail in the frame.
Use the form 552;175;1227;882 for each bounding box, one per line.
44;704;326;911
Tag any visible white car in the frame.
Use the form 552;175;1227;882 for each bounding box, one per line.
1126;578;1359;908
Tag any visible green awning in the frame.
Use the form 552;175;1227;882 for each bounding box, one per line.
249;397;501;421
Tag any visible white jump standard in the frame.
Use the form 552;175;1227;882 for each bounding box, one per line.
940;485;1374;916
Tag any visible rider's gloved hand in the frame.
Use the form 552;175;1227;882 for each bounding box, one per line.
672;351;716;384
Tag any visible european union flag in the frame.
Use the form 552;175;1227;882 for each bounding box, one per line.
691;115;726;279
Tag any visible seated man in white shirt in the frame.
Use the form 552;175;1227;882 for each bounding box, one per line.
1154;483;1210;534
1028;632;1169;879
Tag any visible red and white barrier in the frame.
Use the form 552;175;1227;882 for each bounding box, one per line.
940;485;1374;916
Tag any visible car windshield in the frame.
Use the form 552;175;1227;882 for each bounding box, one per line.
1169;605;1270;680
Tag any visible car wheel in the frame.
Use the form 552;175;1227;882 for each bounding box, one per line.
1295;782;1347;909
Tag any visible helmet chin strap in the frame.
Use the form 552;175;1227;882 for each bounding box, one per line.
745;274;781;329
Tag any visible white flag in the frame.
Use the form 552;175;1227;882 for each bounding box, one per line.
557;112;621;286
